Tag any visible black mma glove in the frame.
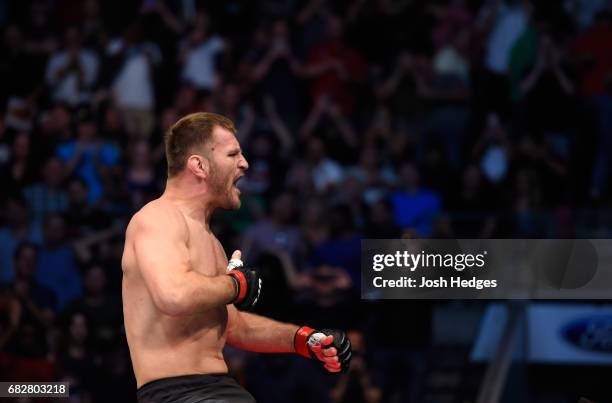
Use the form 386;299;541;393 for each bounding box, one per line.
227;258;261;311
294;326;352;373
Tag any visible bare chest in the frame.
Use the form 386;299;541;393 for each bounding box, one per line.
185;222;228;276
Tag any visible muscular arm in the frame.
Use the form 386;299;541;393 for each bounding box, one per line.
226;305;298;353
130;206;236;316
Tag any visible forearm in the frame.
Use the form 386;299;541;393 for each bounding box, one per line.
519;68;541;95
378;67;404;98
297;0;322;25
160;272;236;316
252;55;275;81
227;311;299;353
228;310;352;373
187;272;237;311
236;107;255;144
554;68;574;94
268;111;294;154
331;111;358;147
64;152;82;175
301;61;334;78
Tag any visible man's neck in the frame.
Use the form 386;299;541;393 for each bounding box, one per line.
163;176;215;226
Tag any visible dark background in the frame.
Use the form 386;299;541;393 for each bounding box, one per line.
0;0;611;402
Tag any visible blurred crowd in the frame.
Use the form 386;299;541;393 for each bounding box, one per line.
1;0;612;402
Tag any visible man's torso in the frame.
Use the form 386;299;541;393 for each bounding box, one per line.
122;198;230;387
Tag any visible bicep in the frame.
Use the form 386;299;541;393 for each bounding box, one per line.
132;211;191;303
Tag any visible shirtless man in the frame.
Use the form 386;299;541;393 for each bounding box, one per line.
122;112;351;402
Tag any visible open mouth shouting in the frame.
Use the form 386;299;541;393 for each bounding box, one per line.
233;175;244;194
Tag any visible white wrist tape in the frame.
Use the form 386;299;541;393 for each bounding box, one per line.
227;258;244;271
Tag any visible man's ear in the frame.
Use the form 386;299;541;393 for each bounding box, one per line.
187;155;210;179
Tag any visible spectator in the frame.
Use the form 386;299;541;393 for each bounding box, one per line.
172;83;201;117
477;0;530;116
100;102;127;145
242;19;302;132
124;140;158;210
390;162;442;236
310;204;361;286
65;264;122;351
0;132;38;196
64;178;109;234
242;192;304;265
55;312;96;401
374;50;427;131
513;168;547;236
472;113;511;185
291;265;362;355
213;82;255;144
0;197;42;283
565;0;610;31
305;137;344;194
56;109;120;204
109;21;161;138
431;0;474;52
0;287;21;352
419;25;471;167
179;12;224;94
80;0;106;48
5;95;36;132
299;92;360;160
22;0;59;58
449;165;497;237
571;10;612;97
300;14;367;117
45;26;99;107
419;142;456;201
514;136;569;207
571;11;612;199
364;199;401;239
285;160;317;200
23;156;69;222
2;242;56;358
520;30;576;149
330;329;382;403
238;131;289;197
331;175;368;226
299;196;329;252
345;145;397;205
37;103;73;157
35;214;82;311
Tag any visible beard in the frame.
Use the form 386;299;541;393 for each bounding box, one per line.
209;164;241;210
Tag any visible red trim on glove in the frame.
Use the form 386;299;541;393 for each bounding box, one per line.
294;326;315;358
228;271;247;303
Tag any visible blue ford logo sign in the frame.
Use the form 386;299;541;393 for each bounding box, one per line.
562;315;612;353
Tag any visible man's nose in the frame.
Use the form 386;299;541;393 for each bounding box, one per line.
239;156;249;171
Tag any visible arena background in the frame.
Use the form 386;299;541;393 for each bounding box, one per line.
0;0;611;402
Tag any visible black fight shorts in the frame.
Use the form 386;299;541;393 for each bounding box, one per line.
137;374;256;403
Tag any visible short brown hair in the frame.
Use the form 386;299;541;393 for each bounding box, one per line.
164;112;236;177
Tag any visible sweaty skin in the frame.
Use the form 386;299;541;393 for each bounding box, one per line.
122;125;341;388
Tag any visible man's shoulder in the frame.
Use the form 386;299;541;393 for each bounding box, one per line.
134;197;178;217
127;198;187;237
